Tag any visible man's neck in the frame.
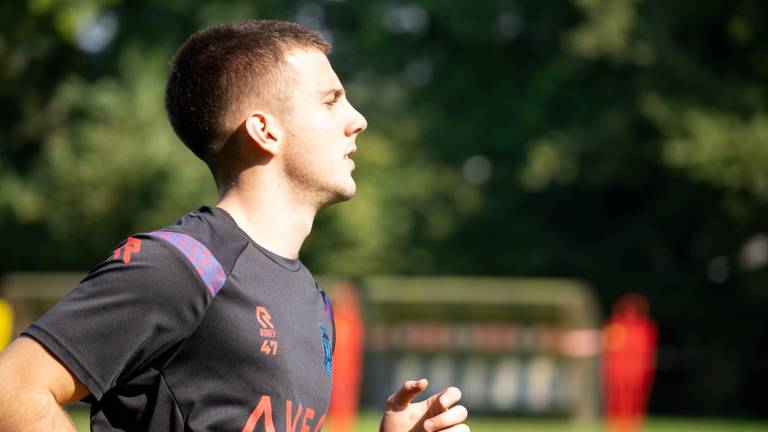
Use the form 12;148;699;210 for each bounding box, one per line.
216;178;316;260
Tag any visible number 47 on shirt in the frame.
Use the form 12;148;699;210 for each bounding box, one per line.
261;340;278;355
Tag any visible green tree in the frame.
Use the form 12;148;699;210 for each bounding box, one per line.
2;0;767;417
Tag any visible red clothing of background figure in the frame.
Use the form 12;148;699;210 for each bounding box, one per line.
328;282;364;432
602;293;658;432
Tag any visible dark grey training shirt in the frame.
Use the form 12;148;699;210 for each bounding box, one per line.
24;206;335;431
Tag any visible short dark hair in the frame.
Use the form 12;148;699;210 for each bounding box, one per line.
165;20;330;164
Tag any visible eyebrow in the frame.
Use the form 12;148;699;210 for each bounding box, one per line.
319;88;345;100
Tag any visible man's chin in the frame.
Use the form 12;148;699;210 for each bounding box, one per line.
319;184;357;209
335;186;357;203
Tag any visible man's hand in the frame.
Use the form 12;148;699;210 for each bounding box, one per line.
379;379;469;432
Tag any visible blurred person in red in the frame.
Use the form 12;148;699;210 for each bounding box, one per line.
327;282;364;432
602;293;658;432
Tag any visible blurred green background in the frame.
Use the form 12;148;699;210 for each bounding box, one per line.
2;0;767;421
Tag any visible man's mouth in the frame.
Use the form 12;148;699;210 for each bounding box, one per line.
344;146;357;161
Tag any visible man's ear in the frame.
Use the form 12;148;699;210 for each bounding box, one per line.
244;111;281;156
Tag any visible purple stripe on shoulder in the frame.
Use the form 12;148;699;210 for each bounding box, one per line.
149;231;226;297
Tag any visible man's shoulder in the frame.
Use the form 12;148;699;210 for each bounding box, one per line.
86;206;249;294
156;206;251;279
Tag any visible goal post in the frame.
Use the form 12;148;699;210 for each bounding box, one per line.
358;276;601;422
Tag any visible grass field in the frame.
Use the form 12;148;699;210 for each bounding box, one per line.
68;408;768;431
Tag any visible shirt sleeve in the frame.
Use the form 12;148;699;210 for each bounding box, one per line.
22;233;213;400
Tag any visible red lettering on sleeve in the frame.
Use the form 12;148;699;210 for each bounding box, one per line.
113;237;142;264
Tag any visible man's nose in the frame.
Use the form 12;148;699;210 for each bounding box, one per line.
346;105;368;137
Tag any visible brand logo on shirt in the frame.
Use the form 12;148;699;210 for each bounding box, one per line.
256;306;278;355
113;237;142;264
241;395;326;432
318;323;332;377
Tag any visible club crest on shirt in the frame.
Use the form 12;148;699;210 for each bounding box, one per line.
318;322;332;377
256;306;278;356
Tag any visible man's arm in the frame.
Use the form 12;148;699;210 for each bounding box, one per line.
380;379;469;432
0;337;91;432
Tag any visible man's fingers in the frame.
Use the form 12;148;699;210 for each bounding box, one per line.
427;424;470;432
423;404;468;432
433;386;462;411
386;378;428;410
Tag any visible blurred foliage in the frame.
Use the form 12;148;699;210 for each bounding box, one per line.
2;0;768;417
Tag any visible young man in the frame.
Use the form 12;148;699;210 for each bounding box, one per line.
0;20;469;432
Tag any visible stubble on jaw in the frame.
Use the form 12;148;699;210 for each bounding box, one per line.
281;144;357;211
